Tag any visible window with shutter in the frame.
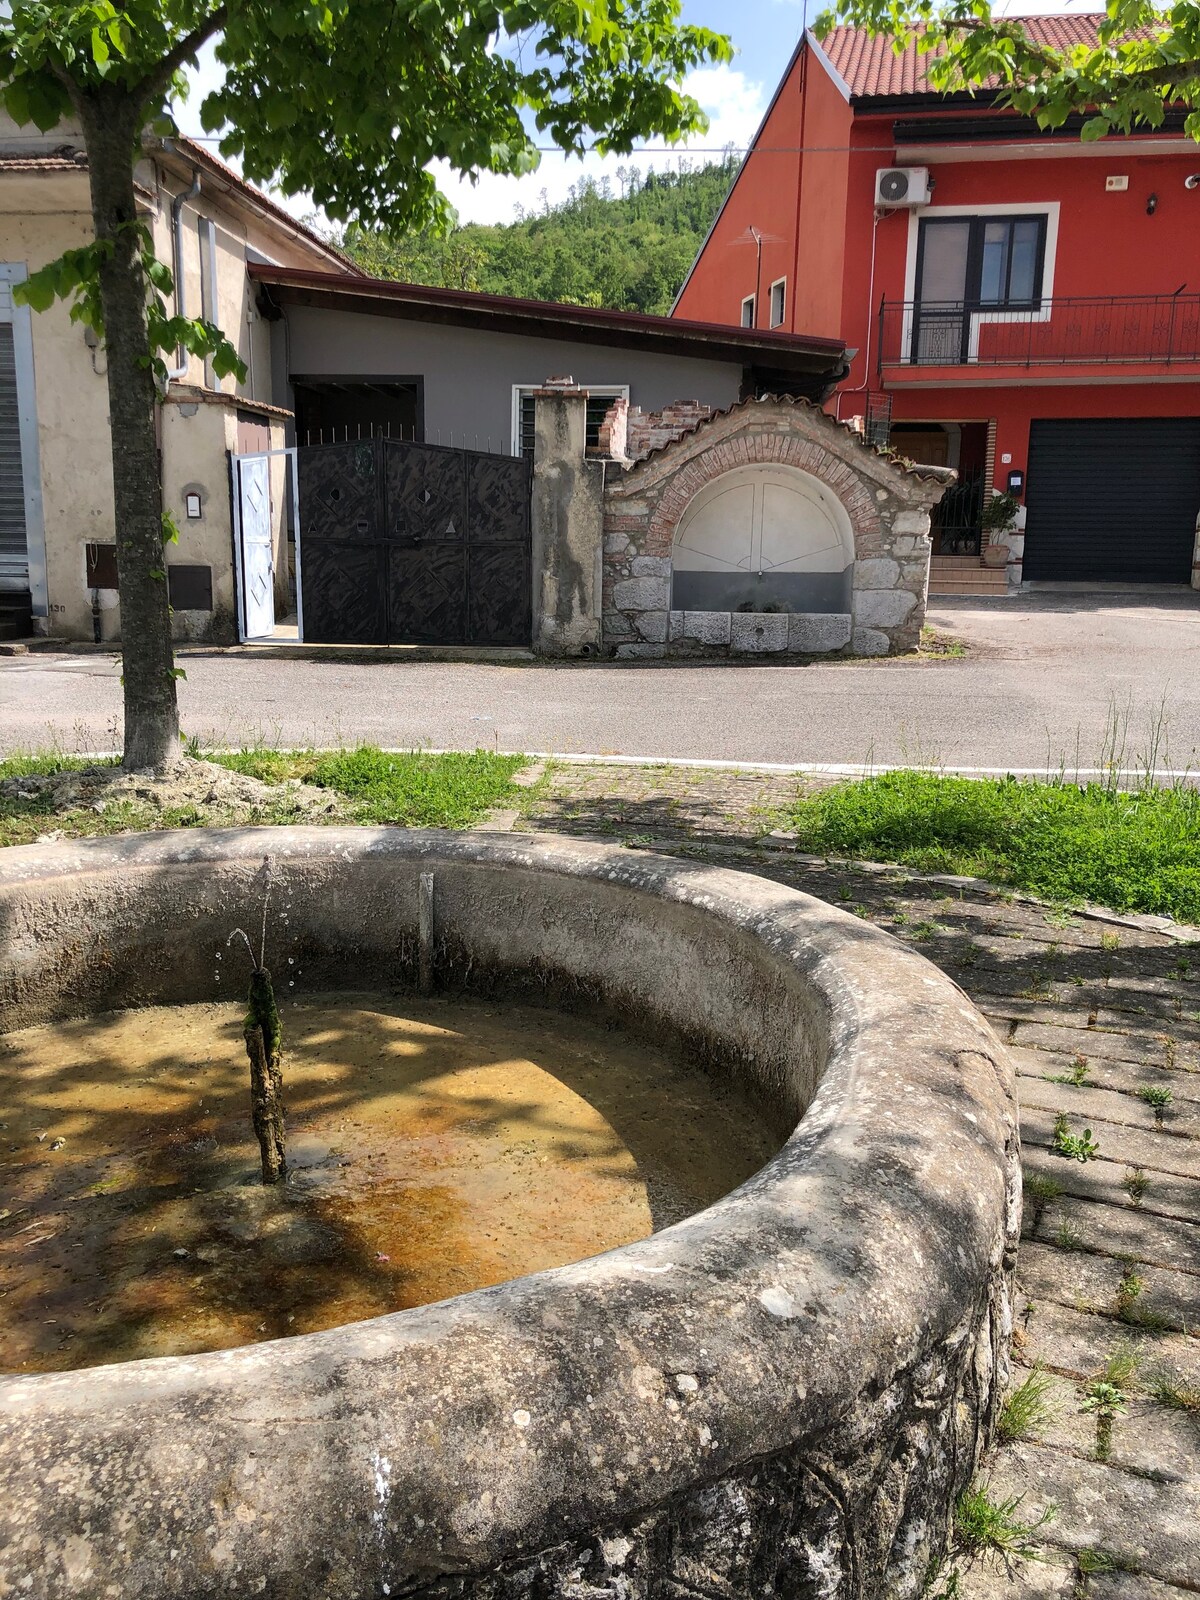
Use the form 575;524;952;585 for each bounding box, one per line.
514;386;629;461
0;322;29;594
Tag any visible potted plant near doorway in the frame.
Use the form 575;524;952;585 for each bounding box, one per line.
981;492;1020;567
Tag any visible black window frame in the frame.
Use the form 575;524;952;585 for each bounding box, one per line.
911;213;1049;365
915;213;1048;313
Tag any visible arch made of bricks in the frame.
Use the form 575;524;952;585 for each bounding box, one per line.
658;443;876;567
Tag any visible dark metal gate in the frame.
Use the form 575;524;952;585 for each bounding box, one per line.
297;436;532;645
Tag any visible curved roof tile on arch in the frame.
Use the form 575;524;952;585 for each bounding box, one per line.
618;392;957;483
819;14;1152;99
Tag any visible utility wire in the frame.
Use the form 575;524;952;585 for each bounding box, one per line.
0;131;942;155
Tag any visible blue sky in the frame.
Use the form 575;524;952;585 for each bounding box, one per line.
179;0;1088;229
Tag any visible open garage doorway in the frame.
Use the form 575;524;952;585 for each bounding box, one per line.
292;376;424;445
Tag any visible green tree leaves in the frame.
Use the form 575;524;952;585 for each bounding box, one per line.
816;0;1200;141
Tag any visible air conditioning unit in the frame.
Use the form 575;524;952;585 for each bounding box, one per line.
875;166;933;206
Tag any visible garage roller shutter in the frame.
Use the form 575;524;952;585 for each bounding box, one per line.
0;321;29;593
1023;417;1200;584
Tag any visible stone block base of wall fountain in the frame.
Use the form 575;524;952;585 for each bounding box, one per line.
0;830;1019;1600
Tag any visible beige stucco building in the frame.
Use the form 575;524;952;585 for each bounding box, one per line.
0;116;351;642
0;119;856;652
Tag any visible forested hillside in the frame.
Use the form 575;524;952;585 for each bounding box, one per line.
337;157;738;316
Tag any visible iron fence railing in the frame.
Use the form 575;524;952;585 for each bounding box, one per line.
878;294;1200;371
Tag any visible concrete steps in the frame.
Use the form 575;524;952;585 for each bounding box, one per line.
928;555;1008;597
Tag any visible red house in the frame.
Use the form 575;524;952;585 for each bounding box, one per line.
673;16;1200;594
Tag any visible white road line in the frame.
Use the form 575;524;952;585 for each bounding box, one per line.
56;748;1198;782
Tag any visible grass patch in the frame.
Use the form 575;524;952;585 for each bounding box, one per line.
208;748;303;785
0;752;116;778
0;747;529;847
997;1366;1056;1443
0;797;218;849
1146;1369;1200;1412
953;1483;1054;1565
307;747;526;827
785;770;1200;921
210;746;528;826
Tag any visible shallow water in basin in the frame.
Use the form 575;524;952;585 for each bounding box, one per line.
0;994;778;1373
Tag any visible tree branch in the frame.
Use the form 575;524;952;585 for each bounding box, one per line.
936;11;1199;97
142;5;229;104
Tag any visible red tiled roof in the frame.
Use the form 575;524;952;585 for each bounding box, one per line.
819;14;1139;99
0;149;87;173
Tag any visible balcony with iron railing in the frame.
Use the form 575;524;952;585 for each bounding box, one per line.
877;293;1200;379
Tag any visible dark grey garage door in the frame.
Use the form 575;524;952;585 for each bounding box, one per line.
1023;418;1200;583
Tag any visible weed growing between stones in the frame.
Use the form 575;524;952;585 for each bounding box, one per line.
1138;1084;1173;1121
1146;1370;1200;1412
1081;1381;1128;1462
953;1483;1056;1567
1048;1056;1090;1087
1055;1219;1086;1252
1114;1262;1145;1323
1023;1172;1062;1231
1101;1344;1141;1390
1122;1166;1151;1206
1052;1113;1100;1162
1077;1548;1141;1577
997;1366;1056;1443
1080;1346;1140;1461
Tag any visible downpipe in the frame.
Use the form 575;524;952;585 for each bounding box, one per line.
165;165;201;385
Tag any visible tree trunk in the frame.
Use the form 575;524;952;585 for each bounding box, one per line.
77;91;180;770
245;967;287;1184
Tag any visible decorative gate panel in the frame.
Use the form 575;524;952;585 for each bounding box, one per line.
302;540;387;645
297;437;531;646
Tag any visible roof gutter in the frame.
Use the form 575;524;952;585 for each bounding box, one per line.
161;137;363;276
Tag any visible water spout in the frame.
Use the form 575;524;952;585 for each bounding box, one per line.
230;857;287;1184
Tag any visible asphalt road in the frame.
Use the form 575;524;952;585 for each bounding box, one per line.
2;591;1198;773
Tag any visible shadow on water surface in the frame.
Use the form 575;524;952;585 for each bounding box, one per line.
0;991;779;1374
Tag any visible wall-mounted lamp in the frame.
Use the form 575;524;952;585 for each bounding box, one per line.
1146;192;1159;215
1186;174;1200;191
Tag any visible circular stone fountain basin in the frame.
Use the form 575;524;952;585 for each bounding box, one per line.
0;829;1019;1600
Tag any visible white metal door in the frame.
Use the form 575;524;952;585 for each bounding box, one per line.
238;455;275;639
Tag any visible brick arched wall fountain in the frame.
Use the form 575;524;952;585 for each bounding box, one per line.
0;829;1018;1599
600;396;954;658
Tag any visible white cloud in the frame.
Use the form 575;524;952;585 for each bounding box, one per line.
438;64;765;225
176;54;765;231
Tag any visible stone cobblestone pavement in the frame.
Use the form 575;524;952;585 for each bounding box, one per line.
519;762;1200;1599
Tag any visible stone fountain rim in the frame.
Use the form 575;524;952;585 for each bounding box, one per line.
0;827;1018;1596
